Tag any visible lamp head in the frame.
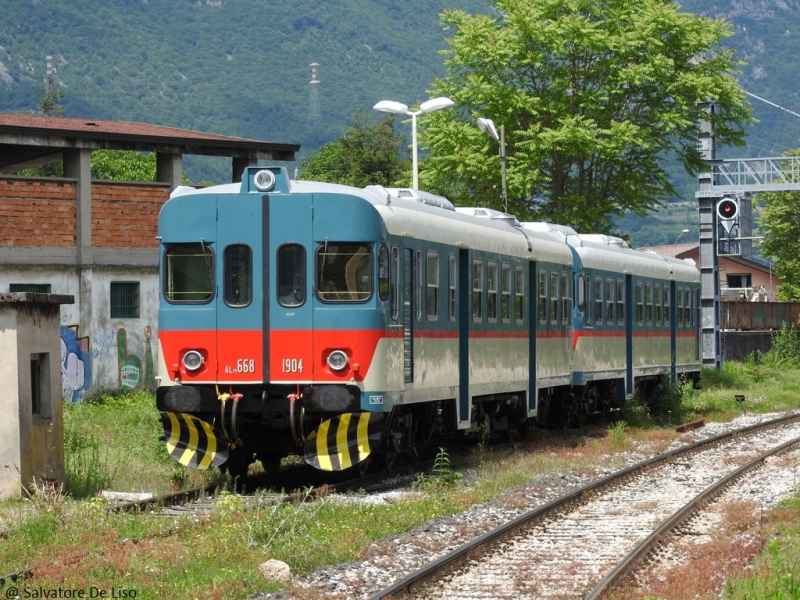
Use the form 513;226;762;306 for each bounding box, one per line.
373;100;409;115
419;96;454;115
477;117;500;142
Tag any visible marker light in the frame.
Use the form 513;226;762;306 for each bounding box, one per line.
182;350;205;372
327;350;349;372
253;169;276;192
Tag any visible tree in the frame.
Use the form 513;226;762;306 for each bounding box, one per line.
301;111;410;188
757;161;800;301
419;0;753;232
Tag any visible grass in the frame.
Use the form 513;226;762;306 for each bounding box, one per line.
2;358;800;598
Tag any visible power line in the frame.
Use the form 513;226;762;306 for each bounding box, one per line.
744;91;800;120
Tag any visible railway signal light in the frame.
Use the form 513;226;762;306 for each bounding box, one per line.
717;198;739;233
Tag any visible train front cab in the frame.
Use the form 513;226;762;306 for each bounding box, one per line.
156;168;392;474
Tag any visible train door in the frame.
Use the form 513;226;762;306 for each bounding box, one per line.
457;248;471;427
267;194;314;384
670;280;677;382
215;194;266;383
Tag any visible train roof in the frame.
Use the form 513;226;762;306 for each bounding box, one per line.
168;170;698;282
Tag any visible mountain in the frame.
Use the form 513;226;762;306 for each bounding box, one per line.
1;0;798;245
0;0;487;180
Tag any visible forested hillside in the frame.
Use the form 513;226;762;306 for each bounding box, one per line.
1;0;799;245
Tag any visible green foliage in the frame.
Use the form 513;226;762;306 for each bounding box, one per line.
421;0;753;232
761;324;800;368
758;170;800;297
413;447;464;492
608;421;630;450
90;150;157;181
301;112;411;187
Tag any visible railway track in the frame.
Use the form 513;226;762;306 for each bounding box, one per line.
368;413;800;599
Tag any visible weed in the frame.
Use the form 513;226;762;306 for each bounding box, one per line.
608;421;630;450
413;447;463;492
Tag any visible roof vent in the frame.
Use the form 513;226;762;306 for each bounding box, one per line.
365;186;456;211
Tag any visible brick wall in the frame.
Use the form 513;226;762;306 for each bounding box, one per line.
91;182;169;248
0;179;77;247
0;178;170;249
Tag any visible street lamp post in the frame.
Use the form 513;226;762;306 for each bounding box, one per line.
673;228;690;257
477;117;508;213
373;97;454;190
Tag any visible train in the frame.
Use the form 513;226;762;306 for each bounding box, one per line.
155;166;701;478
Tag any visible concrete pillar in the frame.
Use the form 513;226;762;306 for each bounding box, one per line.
0;293;74;500
232;157;256;183
156;153;183;191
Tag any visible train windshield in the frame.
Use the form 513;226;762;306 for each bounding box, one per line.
164;243;214;303
316;243;372;302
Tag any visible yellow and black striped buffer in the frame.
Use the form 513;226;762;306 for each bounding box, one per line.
159;412;229;470
304;412;384;471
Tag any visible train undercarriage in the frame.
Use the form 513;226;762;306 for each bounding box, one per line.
157;374;693;480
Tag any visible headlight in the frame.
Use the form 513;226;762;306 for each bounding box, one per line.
327;350;349;372
182;350;205;372
253;169;276;192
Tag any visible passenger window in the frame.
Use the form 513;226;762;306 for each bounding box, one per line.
684;289;691;324
449;255;457;322
595;276;603;325
488;261;498;321
515;266;524;323
427;251;439;320
605;278;614;325
317;242;372;303
664;286;671;326
378;245;389;302
164;243;214;303
677;287;684;326
276;244;305;308
655;284;662;325
577;275;586;317
646;282;653;324
636;281;644;325
562;272;571;325
472;260;483;321
415;250;423;320
539;270;548;324
501;263;512;322
616;279;625;324
550;271;559;324
391;247;400;320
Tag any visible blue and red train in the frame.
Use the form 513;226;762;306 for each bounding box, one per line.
156;166;701;476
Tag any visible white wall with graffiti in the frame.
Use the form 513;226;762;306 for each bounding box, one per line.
2;265;159;402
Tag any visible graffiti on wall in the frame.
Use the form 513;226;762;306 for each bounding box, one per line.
61;325;92;402
117;326;155;389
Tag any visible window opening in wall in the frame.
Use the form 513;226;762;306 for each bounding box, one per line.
616;279;625;325
10;284;52;294
31;353;52;418
415;250;423;320
111;281;140;318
